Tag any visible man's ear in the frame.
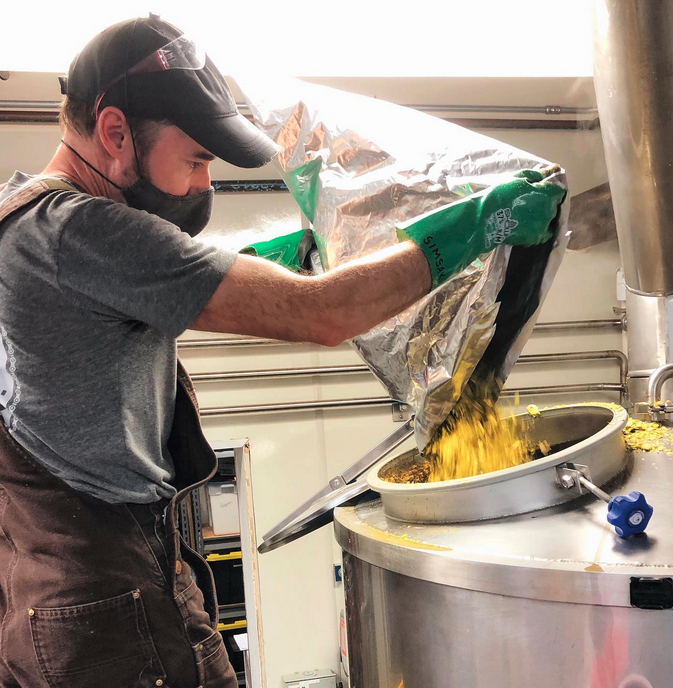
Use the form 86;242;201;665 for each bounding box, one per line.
96;106;133;162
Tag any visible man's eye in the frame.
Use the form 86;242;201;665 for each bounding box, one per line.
190;161;203;170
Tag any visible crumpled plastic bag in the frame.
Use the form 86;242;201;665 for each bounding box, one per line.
237;77;570;450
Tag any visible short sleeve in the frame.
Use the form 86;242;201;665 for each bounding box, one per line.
56;196;235;337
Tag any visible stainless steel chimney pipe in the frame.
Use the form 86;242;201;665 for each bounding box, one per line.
593;0;673;407
593;0;673;295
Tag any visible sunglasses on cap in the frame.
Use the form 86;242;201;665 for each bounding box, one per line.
93;33;206;120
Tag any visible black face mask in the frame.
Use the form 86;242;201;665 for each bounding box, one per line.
121;177;213;237
61;140;214;237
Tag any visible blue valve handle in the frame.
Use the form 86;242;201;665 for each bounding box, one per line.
607;491;653;538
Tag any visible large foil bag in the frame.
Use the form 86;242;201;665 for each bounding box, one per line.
238;79;569;449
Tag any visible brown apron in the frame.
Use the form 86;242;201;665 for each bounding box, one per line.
0;179;237;688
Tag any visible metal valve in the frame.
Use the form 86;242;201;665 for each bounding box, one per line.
556;463;653;538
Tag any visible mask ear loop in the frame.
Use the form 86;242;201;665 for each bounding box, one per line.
124;18;145;181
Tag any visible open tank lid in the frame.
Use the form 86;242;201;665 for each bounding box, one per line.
258;419;414;553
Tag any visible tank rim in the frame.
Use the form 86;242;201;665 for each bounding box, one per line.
367;402;629;494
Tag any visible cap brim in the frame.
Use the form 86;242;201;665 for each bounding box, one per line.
178;112;280;169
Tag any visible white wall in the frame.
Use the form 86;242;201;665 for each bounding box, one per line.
0;73;622;688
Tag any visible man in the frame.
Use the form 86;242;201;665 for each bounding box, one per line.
0;14;563;688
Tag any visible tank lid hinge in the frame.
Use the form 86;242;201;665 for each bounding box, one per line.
391;402;413;422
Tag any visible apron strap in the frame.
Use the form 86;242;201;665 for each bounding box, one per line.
0;177;81;224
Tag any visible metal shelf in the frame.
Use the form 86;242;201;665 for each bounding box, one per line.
219;603;246;621
203;532;241;553
203;525;241;541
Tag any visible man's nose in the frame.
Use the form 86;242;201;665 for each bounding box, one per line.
189;167;211;195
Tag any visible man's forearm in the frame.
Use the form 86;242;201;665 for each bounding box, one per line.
308;242;431;345
190;242;431;345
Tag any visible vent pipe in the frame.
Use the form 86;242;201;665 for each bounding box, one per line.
593;0;673;408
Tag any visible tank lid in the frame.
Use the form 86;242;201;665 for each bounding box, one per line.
258;419;413;553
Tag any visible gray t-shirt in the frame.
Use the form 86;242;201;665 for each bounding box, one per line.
0;171;235;503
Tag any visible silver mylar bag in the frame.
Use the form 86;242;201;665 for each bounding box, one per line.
237;78;569;450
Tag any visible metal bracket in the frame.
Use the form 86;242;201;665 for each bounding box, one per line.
177;500;192;545
555;463;592;494
191;490;204;556
329;475;347;491
643;402;673;423
633;401;652;416
391;402;413;422
555;462;613;504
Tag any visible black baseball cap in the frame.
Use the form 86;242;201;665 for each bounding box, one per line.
59;14;279;169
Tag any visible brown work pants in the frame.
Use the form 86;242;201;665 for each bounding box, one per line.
0;364;237;688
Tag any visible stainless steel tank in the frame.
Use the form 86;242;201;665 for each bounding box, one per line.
335;407;671;687
262;405;669;687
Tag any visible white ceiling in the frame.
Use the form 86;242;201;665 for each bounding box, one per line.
2;0;593;77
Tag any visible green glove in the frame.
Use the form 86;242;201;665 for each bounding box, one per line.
397;169;566;289
240;228;312;272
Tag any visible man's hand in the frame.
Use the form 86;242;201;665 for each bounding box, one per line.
397;169;566;289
